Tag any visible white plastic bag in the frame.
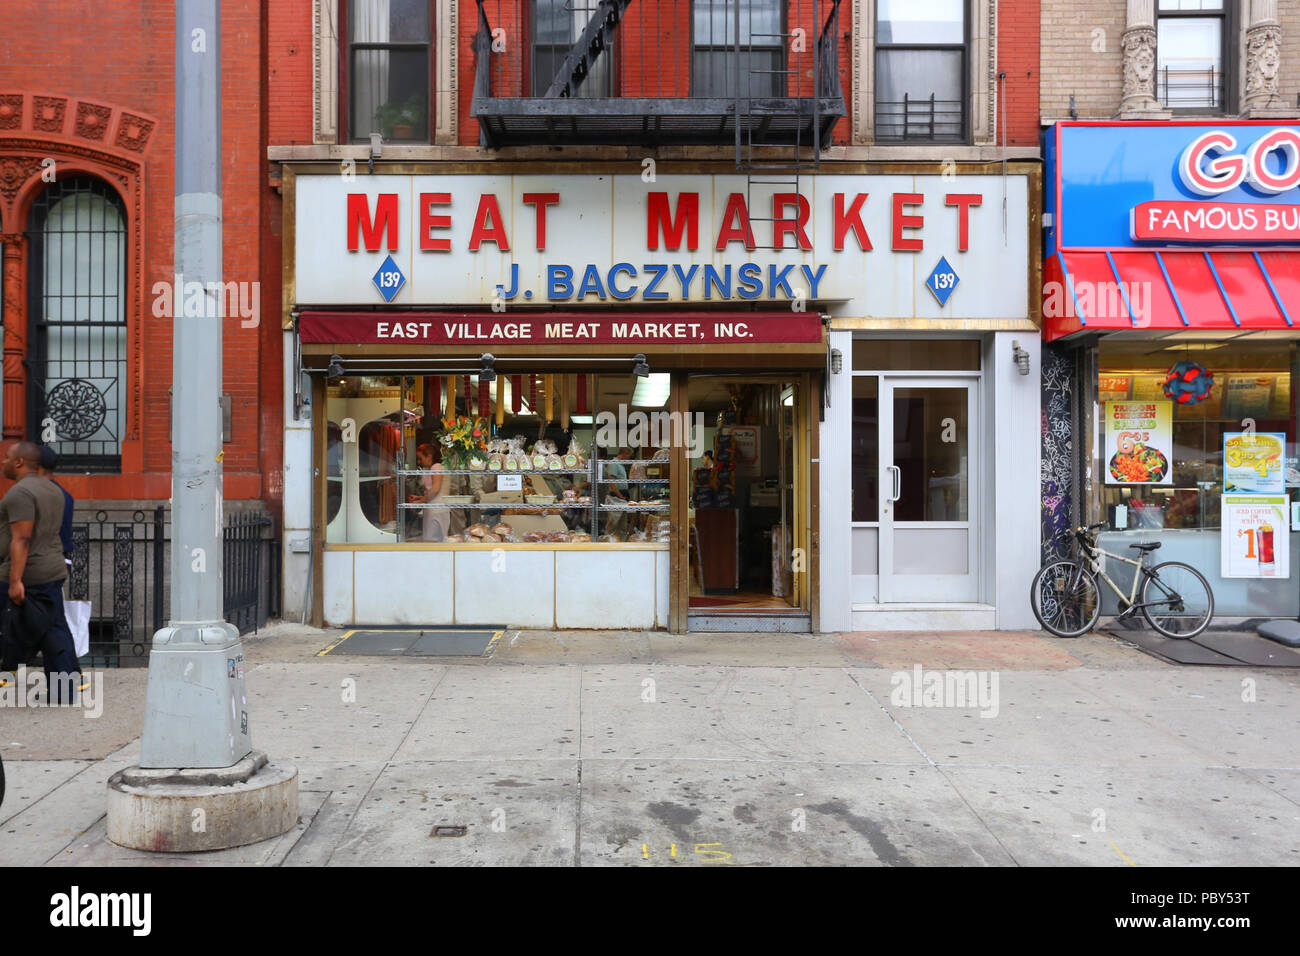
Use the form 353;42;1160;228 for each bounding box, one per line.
65;599;91;658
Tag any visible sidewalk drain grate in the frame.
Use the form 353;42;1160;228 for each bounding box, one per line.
431;825;468;838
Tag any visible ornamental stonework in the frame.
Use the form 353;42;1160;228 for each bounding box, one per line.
0;95;22;130
113;112;155;153
31;95;66;133
1121;27;1157;102
1244;24;1282;101
75;101;113;141
0;155;43;205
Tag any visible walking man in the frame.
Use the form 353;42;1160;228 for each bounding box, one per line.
0;442;78;703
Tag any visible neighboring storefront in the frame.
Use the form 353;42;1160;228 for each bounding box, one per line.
817;163;1043;633
1044;121;1300;618
281;162;1041;633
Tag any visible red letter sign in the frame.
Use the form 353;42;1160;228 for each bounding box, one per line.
469;194;510;251
647;192;700;251
772;194;812;250
944;194;982;251
715;193;756;250
418;193;452;252
347;193;398;252
892;193;924;251
522;192;560;251
833;193;871;251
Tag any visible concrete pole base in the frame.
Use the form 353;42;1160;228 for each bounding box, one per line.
106;751;299;852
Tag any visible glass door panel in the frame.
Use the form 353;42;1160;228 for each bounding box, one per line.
879;377;978;602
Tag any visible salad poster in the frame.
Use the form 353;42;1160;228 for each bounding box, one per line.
1223;432;1286;494
1105;401;1172;485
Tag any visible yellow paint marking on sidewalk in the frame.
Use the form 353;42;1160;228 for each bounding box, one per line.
317;630;357;657
482;630;505;657
1110;841;1137;866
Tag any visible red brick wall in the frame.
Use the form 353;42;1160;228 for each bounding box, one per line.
998;0;1041;148
268;0;315;145
0;0;277;504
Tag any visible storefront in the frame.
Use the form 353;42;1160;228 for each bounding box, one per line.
280;162;1041;633
816;162;1043;633
1043;121;1300;619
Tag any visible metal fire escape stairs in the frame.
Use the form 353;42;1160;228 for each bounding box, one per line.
534;0;840;256
543;0;631;99
739;0;839;252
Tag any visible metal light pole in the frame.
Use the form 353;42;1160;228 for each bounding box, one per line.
139;0;250;768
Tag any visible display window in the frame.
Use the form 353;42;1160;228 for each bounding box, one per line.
324;371;672;546
1096;340;1297;531
1092;337;1300;617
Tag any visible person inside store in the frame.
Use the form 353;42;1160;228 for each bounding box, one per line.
405;443;447;541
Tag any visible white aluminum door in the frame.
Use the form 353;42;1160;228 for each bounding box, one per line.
879;377;979;603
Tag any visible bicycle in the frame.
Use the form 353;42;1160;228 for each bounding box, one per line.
1030;522;1214;639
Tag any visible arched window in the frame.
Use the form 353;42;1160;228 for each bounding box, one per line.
27;177;127;470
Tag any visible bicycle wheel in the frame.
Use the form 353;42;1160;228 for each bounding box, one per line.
1141;561;1213;639
1030;560;1101;638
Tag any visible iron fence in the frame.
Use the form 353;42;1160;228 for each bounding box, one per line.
69;507;280;668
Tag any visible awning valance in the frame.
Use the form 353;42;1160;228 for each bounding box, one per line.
1043;250;1300;342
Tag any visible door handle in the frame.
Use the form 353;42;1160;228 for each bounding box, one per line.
886;465;901;503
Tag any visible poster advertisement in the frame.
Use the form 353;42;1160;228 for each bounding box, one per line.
721;426;761;478
1105;400;1173;485
1221;495;1290;579
1221;374;1276;420
1223;432;1286;493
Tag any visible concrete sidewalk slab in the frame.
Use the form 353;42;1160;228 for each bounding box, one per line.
0;740;141;866
577;760;1015;866
319;759;578;866
851;669;1214;768
943;765;1300;866
1;760;92;827
579;665;925;764
247;659;444;763
392;666;582;761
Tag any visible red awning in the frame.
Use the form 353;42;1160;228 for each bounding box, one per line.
1043;250;1300;342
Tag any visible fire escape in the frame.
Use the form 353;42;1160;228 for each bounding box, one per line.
472;0;845;171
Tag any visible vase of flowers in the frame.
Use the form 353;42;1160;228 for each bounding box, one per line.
437;415;489;471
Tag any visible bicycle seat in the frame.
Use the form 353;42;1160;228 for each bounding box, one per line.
1128;542;1161;552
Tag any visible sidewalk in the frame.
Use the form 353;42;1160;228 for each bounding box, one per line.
2;624;1296;866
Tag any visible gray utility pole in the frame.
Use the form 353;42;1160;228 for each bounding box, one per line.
140;0;251;768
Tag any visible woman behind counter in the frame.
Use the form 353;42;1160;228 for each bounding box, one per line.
407;442;448;541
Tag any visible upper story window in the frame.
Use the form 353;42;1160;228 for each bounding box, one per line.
27;178;127;471
875;0;967;143
1156;0;1228;113
692;0;784;98
346;0;431;142
532;0;614;97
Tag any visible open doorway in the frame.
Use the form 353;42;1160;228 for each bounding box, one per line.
687;376;805;615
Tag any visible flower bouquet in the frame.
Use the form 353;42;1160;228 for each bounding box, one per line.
437;415;489;471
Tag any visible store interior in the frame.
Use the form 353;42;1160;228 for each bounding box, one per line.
324;371;671;545
687;377;802;613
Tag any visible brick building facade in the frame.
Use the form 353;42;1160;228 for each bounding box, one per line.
268;1;1045;633
0;0;281;508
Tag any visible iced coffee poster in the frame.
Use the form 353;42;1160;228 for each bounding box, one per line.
1105;401;1172;485
1221;495;1290;579
1223;432;1286;494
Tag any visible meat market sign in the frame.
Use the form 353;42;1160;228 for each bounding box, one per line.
298;311;824;346
293;173;1030;319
